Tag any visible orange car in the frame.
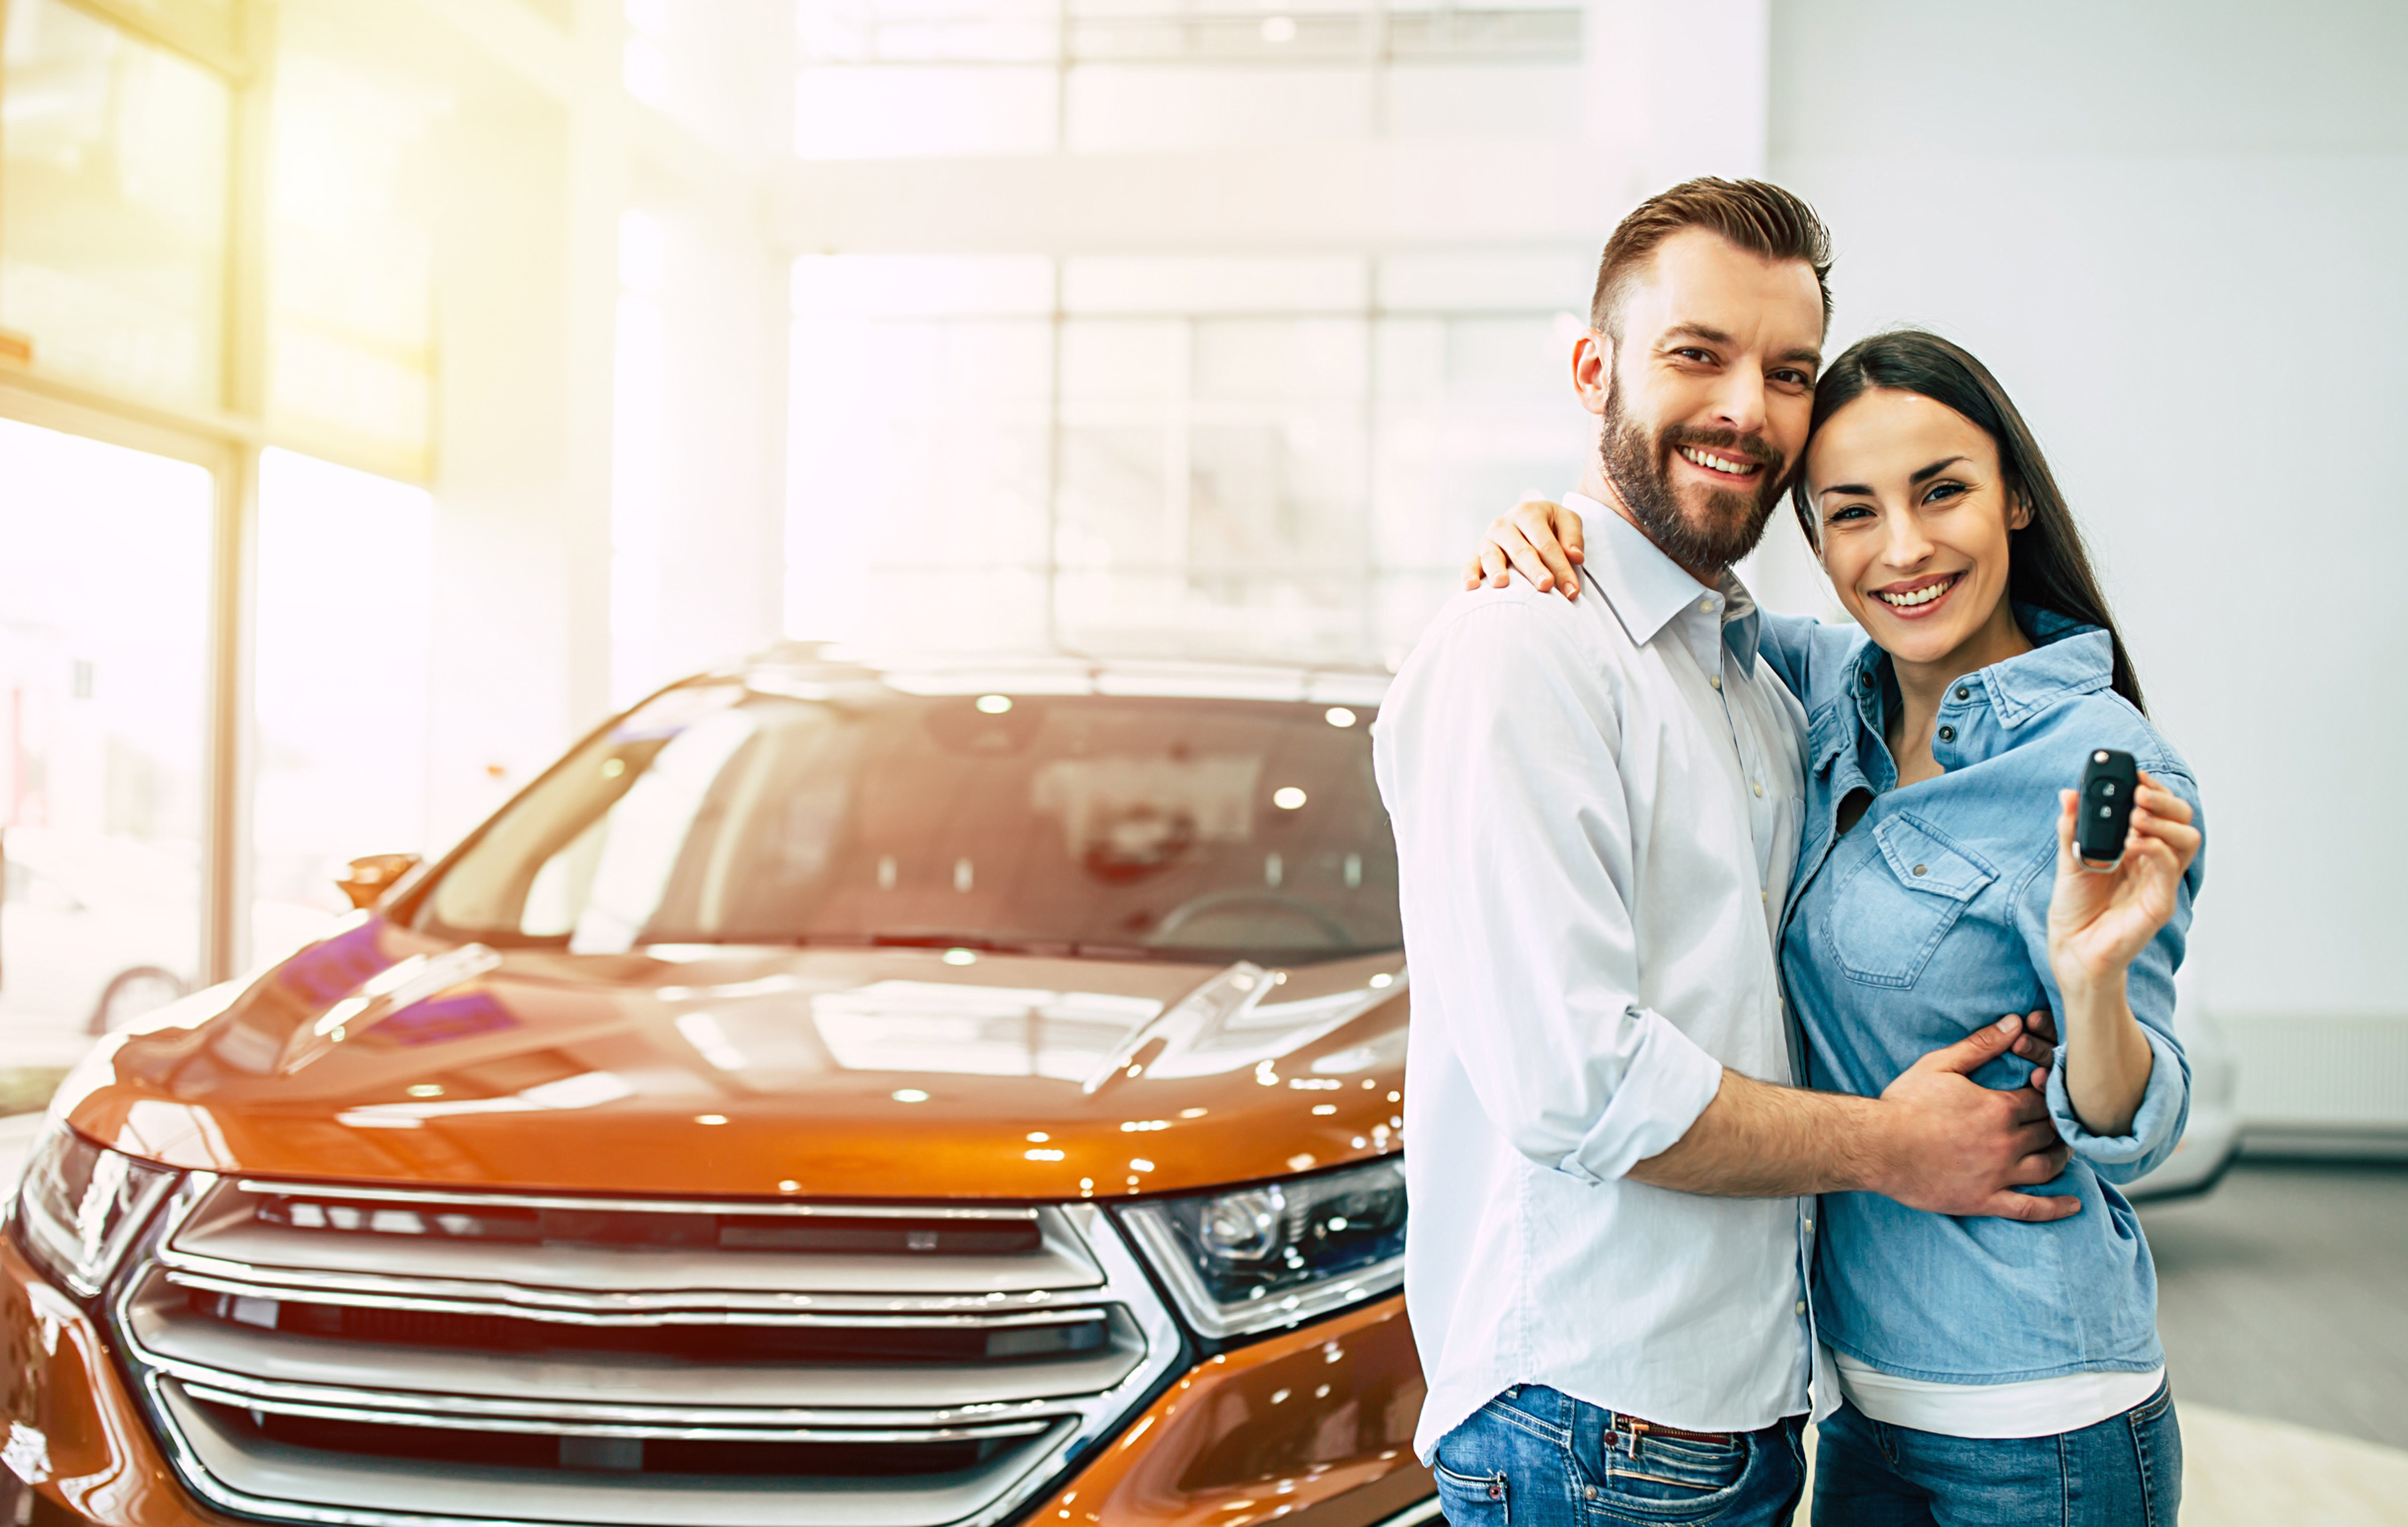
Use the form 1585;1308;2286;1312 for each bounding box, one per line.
0;649;1432;1527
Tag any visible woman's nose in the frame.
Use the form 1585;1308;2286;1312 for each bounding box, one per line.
1882;517;1935;567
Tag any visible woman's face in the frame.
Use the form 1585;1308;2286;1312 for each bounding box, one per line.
1804;387;2030;668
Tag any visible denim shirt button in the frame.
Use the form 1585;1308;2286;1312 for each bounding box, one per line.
1912;864;1927;877
1955;686;1972;701
1859;671;1873;688
1937;725;1956;742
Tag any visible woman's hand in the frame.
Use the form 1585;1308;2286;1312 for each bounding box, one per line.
1461;497;1588;598
2044;770;2201;1137
2046;772;2201;995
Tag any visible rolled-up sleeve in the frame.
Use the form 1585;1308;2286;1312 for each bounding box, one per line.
2029;764;2204;1183
1373;596;1724;1183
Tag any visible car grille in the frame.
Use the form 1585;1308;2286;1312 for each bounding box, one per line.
112;1177;1182;1527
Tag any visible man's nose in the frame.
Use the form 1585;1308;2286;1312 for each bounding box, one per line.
1707;368;1768;439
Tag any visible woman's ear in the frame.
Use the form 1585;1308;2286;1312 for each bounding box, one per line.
2008;490;2034;531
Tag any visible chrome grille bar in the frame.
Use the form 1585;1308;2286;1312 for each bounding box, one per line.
111;1175;1185;1527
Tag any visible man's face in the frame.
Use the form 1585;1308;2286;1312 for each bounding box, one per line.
1578;227;1825;574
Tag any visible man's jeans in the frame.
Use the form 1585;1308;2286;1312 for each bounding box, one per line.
1432;1385;1806;1527
1810;1381;2181;1526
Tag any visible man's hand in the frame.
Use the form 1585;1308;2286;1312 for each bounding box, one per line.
1871;1013;2079;1221
1628;1010;2072;1213
1463;496;1589;598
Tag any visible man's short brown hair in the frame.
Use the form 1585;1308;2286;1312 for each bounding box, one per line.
1588;177;1834;339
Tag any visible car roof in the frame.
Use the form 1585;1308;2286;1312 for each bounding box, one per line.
719;645;1394;708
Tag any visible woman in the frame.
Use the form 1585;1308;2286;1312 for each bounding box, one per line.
1466;330;2202;1525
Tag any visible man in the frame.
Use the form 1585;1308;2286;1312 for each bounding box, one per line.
1371;180;2076;1525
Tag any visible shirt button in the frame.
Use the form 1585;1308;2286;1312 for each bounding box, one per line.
1753;782;1763;797
1937;725;1956;742
1795;1300;1808;1316
1804;1216;1814;1231
1699;597;1713;612
1859;671;1873;688
1955;686;1972;701
1710;674;1722;690
1912;864;1928;877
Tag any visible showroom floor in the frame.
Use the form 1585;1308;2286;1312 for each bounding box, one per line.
0;1102;2394;1522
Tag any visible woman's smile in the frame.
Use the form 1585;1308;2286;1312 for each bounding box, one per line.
1868;570;1967;619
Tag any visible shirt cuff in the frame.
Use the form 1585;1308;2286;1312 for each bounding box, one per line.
1558;1010;1727;1184
2044;1026;2188;1183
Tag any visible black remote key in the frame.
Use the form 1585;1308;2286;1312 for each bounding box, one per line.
2075;748;2139;867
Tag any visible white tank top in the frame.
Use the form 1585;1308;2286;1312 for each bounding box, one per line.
1834;1354;2163;1439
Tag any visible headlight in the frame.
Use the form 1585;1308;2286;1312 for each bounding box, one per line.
1119;1157;1404;1338
15;1124;177;1297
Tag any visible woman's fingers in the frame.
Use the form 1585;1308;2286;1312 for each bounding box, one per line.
2009;1145;2072;1185
2134;773;2191;823
1983;1188;2080;1222
1517;497;1587;565
2130;804;2202;866
1493;515;1566;593
1501;499;1580;597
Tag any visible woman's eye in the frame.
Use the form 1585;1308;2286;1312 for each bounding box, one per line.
1826;504;1872;523
1923;482;1967;503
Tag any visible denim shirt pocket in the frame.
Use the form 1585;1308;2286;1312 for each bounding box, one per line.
1825;811;1999;989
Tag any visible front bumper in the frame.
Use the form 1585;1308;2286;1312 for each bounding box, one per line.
0;1233;1431;1527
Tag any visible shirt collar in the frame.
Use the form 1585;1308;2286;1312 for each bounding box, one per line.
1844;603;2115;733
1983;607;2115;725
1566;494;1764;671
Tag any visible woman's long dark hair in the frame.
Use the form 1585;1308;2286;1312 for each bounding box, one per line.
1790;329;2145;712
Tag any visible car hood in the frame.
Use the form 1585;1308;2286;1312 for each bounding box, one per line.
58;917;1407;1200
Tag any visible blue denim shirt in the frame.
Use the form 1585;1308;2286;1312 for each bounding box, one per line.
1759;607;2205;1385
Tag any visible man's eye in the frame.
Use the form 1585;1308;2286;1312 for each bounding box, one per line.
1770;369;1812;388
1672;347;1714;363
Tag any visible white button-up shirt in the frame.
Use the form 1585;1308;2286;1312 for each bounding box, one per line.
1373;496;1817;1458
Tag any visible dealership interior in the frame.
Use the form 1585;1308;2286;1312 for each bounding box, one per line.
0;0;2402;1523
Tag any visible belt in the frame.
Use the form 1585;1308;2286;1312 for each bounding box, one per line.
1611;1416;1739;1447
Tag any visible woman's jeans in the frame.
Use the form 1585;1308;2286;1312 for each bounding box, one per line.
1432;1385;1807;1527
1810;1381;2182;1526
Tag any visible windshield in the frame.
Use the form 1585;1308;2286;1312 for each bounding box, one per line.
417;682;1400;963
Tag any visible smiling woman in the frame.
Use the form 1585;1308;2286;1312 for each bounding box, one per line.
1792;329;2145;718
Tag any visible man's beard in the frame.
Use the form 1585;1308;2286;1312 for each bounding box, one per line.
1599;371;1787;575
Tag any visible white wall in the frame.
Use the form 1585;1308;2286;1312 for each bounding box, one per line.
1767;0;2408;1126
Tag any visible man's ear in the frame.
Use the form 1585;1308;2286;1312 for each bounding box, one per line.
1573;330;1615;417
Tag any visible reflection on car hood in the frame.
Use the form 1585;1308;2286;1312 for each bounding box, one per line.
60;918;1407;1199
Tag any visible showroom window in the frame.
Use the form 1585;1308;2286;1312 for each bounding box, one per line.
785;250;1593;660
0;0;451;1027
793;0;1584;155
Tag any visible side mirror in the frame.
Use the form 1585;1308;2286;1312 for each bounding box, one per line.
337;853;422;910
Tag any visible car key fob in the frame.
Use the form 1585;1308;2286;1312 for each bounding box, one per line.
2075;748;2138;868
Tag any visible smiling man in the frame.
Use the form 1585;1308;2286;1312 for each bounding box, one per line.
1371;180;2078;1526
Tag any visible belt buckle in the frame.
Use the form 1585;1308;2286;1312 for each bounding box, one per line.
1611;1415;1652;1464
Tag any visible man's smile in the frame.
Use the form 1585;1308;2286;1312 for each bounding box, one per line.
1676;444;1765;481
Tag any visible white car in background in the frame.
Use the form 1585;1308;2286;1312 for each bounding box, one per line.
0;829;336;1034
2124;967;2241;1200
